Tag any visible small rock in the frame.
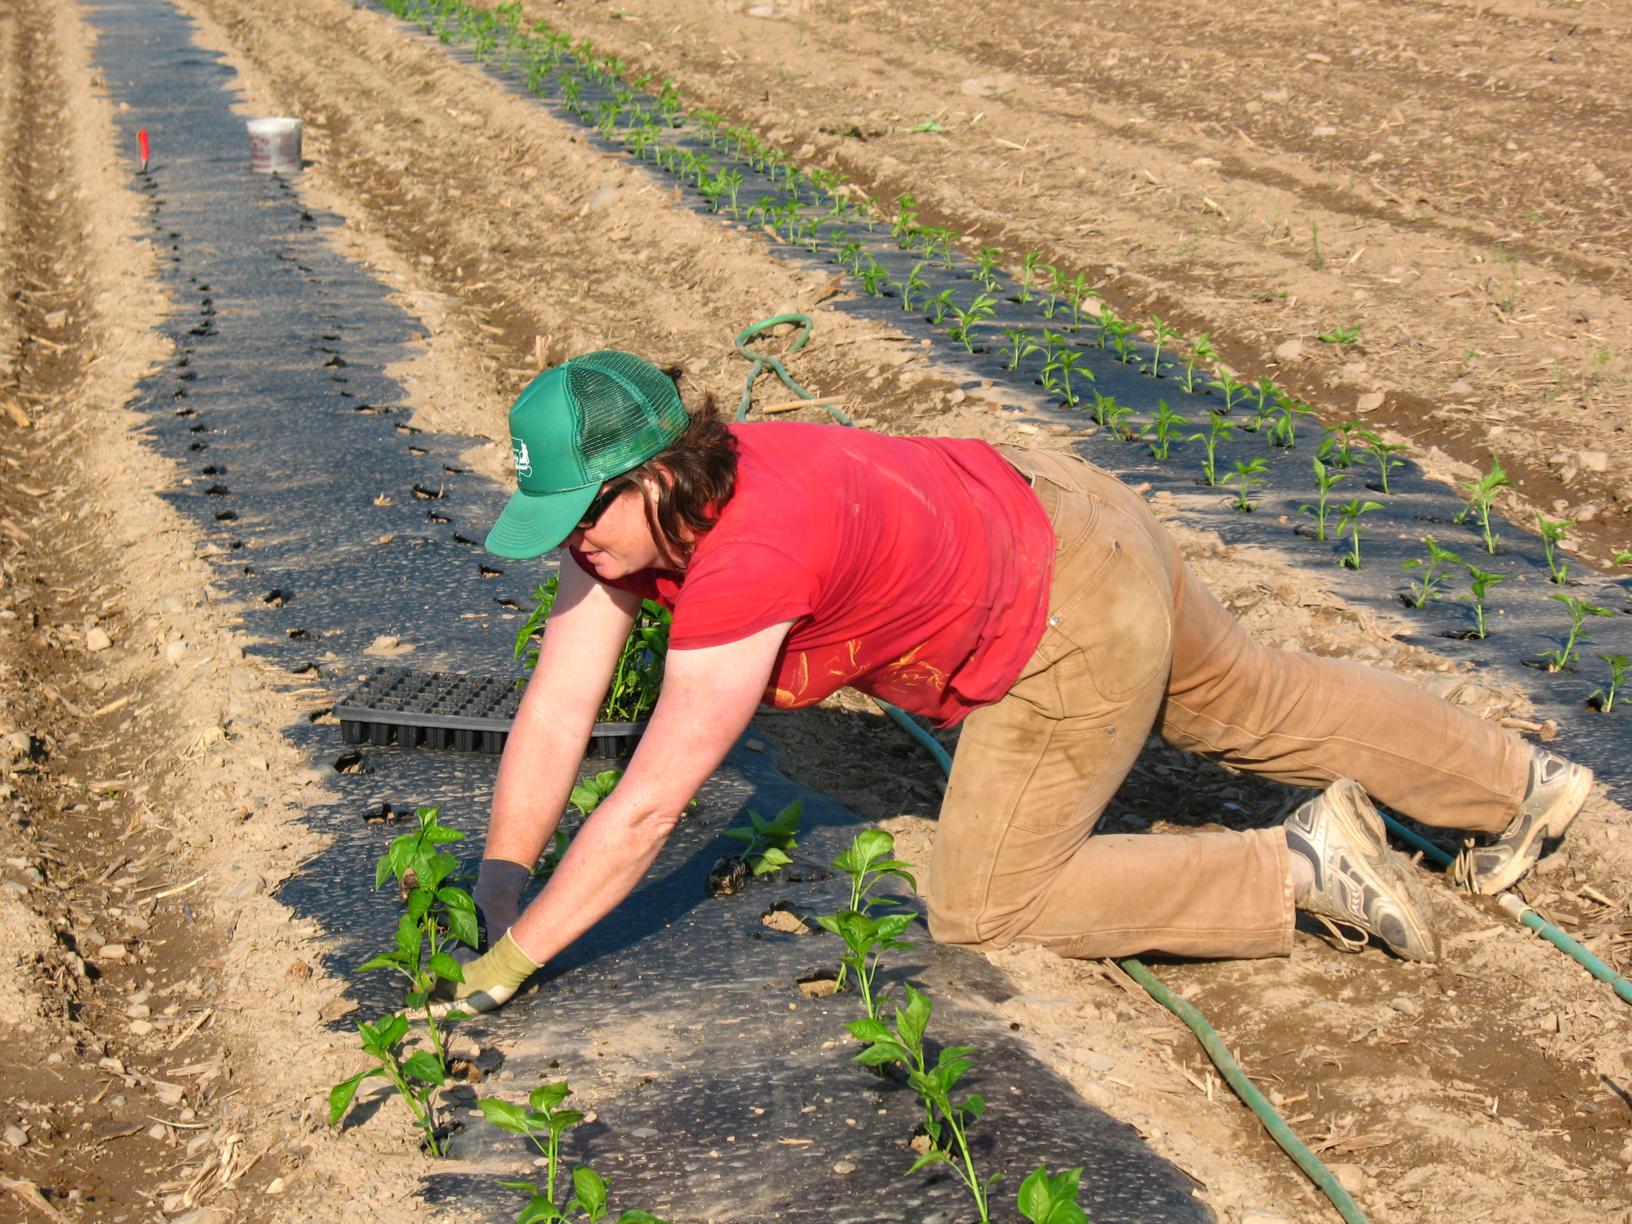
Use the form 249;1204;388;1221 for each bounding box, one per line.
1574;502;1602;523
831;1160;855;1175
583;185;619;213
1389;995;1420;1017
165;639;190;664
99;943;128;962
1273;339;1305;364
1312;125;1338;137
126;1003;150;1019
1448;378;1474;395
85;626;113;652
3;1123;27;1148
1578;450;1609;473
147;1122;168;1140
129;1019;153;1036
4;731;33;758
152;1081;185;1106
1356;391;1384;413
1328;1163;1368;1194
1241;1211;1293;1224
960;75;1012;98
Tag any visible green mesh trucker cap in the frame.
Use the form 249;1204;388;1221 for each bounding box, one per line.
484;350;691;559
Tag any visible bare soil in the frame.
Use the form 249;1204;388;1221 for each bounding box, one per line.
1;0;1628;1221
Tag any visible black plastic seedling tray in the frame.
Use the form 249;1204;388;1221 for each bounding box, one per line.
334;667;644;756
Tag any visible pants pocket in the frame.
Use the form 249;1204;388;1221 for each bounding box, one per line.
1031;506;1174;707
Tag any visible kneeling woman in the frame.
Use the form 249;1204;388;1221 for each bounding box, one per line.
444;350;1590;1014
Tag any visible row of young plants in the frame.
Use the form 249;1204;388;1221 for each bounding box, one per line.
733;805;1093;1223
327;807;669;1220
367;0;1279;415
325;792;1092;1219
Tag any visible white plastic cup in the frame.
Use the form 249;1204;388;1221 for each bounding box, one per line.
246;117;303;174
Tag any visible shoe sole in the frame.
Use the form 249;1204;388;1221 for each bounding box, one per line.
1302;780;1440;963
1473;763;1593;895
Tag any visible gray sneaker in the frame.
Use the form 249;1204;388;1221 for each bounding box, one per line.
1285;778;1440;963
1450;750;1592;895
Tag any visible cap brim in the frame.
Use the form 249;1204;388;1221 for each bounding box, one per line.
484;484;598;559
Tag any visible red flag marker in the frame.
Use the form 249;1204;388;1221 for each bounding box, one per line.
137;128;150;174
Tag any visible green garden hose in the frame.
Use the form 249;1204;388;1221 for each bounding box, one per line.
733;313;853;426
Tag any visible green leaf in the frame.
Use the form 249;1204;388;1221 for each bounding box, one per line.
327;1068;384;1126
374;1013;409;1050
438;886;476;911
907;1148;949;1175
963;1092;986;1121
853;1041;910;1068
752;846;791;875
615;1212;670;1224
430;952;465;984
355;952;403;974
875;911;917;939
530;1082;572;1113
445;907;480;949
898;985;932;1050
477;1098;534;1135
395;913;420;960
845;1018;893;1044
516;1195;566;1224
547;1109;585;1137
499;1179;542;1194
570;1166;608;1219
401;1050;446;1085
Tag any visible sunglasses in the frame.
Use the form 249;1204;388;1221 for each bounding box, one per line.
576;481;628;531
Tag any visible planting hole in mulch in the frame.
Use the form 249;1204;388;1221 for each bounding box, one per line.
796;970;840;999
760;903;812;935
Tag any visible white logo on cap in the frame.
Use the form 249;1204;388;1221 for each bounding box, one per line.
512;439;532;479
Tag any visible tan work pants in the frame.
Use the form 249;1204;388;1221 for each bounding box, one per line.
927;448;1531;960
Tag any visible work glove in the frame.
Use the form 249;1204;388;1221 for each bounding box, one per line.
455;858;533;965
430;930;540;1018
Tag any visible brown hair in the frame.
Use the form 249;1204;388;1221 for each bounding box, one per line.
621;372;738;566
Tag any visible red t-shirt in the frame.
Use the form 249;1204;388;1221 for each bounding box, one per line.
572;422;1054;726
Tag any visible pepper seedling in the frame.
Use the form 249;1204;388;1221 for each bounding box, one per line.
1401;536;1463;607
1335;498;1384;569
1362;435;1409;495
1268;392;1315;448
815;908;917;1021
722;798;803;877
1591;653;1628;712
974;247;1003;292
948;293;998;353
1208;370;1247;415
1455;456;1510;554
1144;316;1179;377
1536;512;1573;584
515;576;670;723
1464;563;1503;639
1041;347;1090;407
1188;411;1234;487
1143;400;1187;461
847;986;996;1223
925;288;956;326
330;806;479;1156
1178;333;1216;394
1002;328;1040;372
1540;593;1612;672
1299;456;1346;542
481;1082;669;1224
1225;458;1268;512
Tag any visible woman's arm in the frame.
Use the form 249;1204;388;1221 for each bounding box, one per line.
483;558;640;872
506;618;793;964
